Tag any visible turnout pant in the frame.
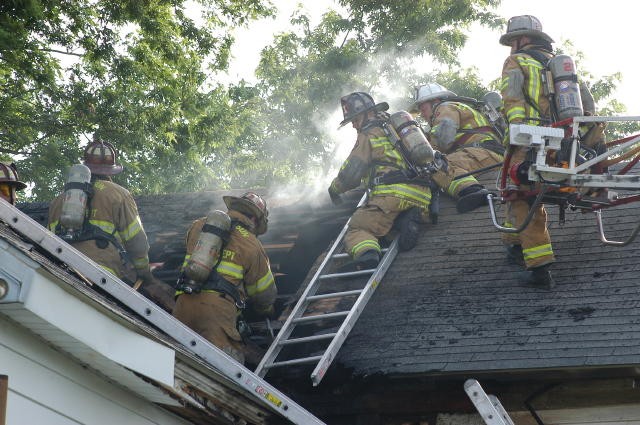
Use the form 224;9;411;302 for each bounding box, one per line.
432;147;502;198
173;291;245;364
345;195;427;259
502;147;555;269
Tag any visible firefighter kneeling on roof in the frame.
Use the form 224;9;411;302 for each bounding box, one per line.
411;83;505;213
172;192;277;365
328;92;434;271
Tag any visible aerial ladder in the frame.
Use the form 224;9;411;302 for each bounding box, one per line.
255;193;399;386
487;116;640;245
0;200;327;425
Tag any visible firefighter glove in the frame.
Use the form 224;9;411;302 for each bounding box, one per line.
328;185;343;205
433;150;448;172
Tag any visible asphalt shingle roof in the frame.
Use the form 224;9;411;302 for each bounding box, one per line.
336;172;640;377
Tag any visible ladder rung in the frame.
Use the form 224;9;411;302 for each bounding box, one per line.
307;289;362;301
292;311;349;324
319;269;375;280
278;333;337;346
266;356;323;369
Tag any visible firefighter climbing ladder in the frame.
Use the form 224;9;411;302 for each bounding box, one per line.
255;193;399;386
464;379;515;425
0;201;326;425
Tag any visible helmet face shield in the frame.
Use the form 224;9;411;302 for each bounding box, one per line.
0;183;15;204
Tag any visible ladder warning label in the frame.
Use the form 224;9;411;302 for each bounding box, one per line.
244;378;283;407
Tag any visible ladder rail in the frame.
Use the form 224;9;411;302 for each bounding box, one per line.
464;379;515;425
0;200;326;425
254;193;367;377
310;239;398;386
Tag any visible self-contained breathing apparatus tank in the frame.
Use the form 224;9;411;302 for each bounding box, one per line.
547;54;584;121
388;111;435;166
183;210;232;286
59;164;92;240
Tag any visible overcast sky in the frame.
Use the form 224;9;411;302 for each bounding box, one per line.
226;0;640;113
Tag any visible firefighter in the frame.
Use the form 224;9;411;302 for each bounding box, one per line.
411;83;504;213
499;15;559;288
0;162;26;205
47;139;170;306
172;192;277;365
328;92;433;270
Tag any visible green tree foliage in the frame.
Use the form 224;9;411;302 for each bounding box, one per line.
4;1;633;202
1;0;273;201
251;1;502;185
555;41;638;140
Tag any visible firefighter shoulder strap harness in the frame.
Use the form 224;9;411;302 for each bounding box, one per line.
54;164;129;262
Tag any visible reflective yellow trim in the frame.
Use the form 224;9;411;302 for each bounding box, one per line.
371;184;431;207
506;107;526;122
49;221;58;231
351;240;381;258
120;216;143;242
370;136;404;168
132;256;149;269
98;264;118;276
88;219;123;244
454;103;494;141
523;243;553;260
247;271;275;296
181;254;191;270
89;219;115;234
217;260;244;279
516;54;545;121
449;176;478;197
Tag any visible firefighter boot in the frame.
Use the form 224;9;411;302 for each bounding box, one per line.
518;264;555;290
338;250;380;273
456;185;490;213
397;207;421;252
505;244;525;266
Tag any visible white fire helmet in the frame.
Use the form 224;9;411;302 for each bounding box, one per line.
410;83;457;113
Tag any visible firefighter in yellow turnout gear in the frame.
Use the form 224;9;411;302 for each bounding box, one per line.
498;15;596;288
412;83;504;213
0;162;26;205
172;192;277;365
48;140;152;284
328;92;432;270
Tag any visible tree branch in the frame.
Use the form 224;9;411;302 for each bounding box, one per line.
0;147;32;156
41;48;84;58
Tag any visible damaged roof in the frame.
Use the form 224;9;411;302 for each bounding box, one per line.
334;171;640;378
0;203;313;425
16;176;640;390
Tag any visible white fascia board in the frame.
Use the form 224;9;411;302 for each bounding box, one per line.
1;314;189;424
0;238;176;389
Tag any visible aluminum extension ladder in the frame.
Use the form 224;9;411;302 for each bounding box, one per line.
0;200;326;425
255;194;399;386
464;379;515;425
